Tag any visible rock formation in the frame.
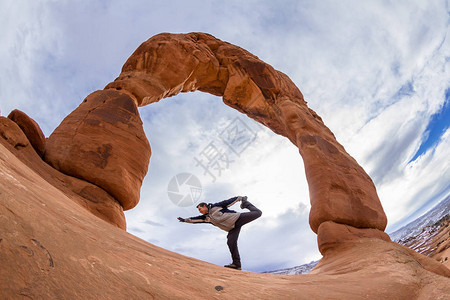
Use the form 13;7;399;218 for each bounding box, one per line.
7;109;46;158
0;115;126;229
1;139;449;299
46;32;386;236
1;32;449;298
398;215;450;270
45;89;151;211
106;33;388;235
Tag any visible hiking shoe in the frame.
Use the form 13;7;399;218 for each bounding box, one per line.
224;264;241;270
240;196;249;209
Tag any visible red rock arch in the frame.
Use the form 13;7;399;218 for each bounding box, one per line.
45;32;387;235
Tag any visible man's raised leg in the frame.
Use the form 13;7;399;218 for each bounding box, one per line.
236;198;262;228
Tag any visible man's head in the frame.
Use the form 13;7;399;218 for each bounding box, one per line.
197;202;208;215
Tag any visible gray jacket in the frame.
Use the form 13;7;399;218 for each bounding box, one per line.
185;197;241;231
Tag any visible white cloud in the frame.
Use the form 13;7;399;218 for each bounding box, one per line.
126;92;315;271
381;128;450;230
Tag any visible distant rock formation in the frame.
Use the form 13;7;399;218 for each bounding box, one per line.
1;32;449;298
390;196;450;269
390;196;449;242
398;215;450;269
264;260;319;275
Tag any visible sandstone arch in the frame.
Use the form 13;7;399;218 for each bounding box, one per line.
45;32;387;236
2;32;450;298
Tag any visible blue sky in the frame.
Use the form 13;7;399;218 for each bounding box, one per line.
410;88;450;162
1;0;449;272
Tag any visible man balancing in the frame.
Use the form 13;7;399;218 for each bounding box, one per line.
177;196;262;270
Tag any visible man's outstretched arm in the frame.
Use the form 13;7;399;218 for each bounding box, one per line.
178;215;208;223
213;196;243;208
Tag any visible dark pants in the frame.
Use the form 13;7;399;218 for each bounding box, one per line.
226;202;262;267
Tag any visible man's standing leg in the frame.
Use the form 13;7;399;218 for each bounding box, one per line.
224;198;262;270
226;227;242;269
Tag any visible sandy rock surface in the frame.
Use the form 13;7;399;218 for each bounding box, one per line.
0;142;449;299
